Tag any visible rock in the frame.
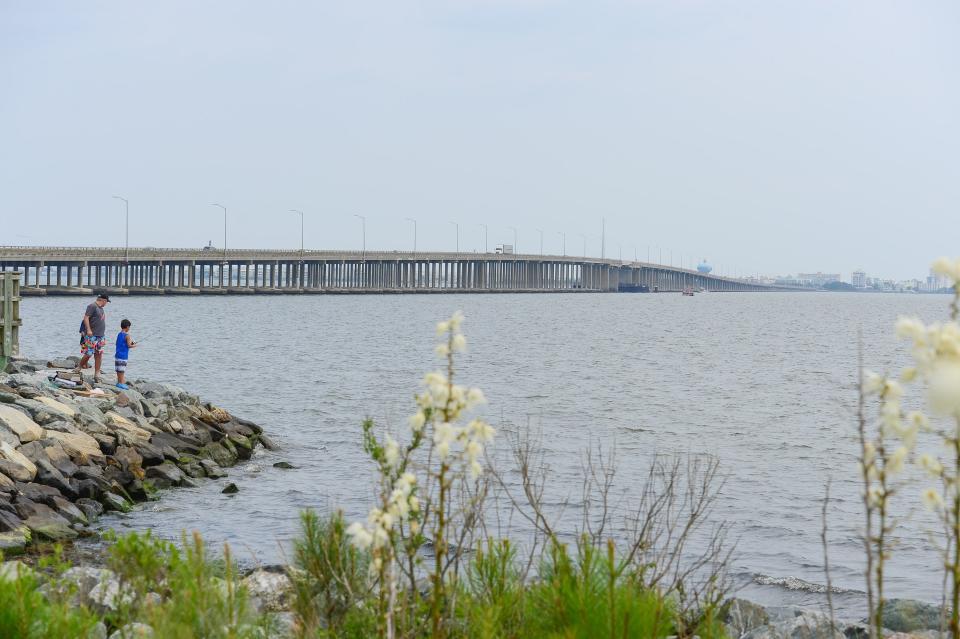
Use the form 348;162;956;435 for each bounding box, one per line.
113;445;145;477
60;566;114;606
0;508;28;533
17;501;78;541
17;440;49;464
105;411;153;445
0;442;38;481
227;433;254;460
87;571;135;614
221;482;239;494
259;433;279;450
0;559;32;581
43;430;103;462
133;441;165;466
92;433;117;455
744;611;843;639
101;491;131;512
33;396;78;419
0;530;28;555
202;441;237;467
0;404;44;443
14;481;62;503
50;495;88;525
114;393;130;408
76;497;104;521
200;459;227;478
145;462;185;488
243;567;293;613
0;470;13;492
882;599;944;633
35;458;79;499
273;461;295;469
725;598;771;637
109;623;153;639
178;459;206;478
151;431;202;455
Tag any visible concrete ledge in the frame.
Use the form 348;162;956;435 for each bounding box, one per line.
127;287;165;295
20;287;46;296
226;287;256;294
164;288;203;295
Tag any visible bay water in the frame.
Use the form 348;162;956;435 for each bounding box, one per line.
19;291;950;616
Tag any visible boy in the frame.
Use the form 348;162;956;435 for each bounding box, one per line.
114;319;138;390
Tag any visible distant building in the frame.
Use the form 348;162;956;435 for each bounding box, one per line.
851;270;867;288
797;272;841;287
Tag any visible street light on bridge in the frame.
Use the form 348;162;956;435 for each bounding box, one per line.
508;226;517;254
478;223;488;253
290;209;304;289
449;221;459;257
404;217;417;259
558;231;566;257
353;214;366;261
112;195;129;285
535;228;543;256
578;233;587;258
211;203;227;287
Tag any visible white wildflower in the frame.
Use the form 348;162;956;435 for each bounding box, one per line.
887;446;908;475
466;388;486;408
409;411;426;433
437;440;450;461
863;370;884;395
436;320;450;336
346;522;373;550
896;317;926;341
470;460;483;479
435;343;451;357
922;487;945;511
449;310;464;331
918;454;943;478
384;435;400;469
451;334;467;352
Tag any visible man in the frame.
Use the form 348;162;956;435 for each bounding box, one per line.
75;293;110;382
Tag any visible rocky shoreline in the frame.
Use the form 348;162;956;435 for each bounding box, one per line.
0;354;275;555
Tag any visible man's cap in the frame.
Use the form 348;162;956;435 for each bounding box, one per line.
97;293;111;302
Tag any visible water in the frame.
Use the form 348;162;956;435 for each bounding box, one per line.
18;291;952;616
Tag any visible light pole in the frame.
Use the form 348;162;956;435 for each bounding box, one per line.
601;217;606;259
290;209;304;288
353;214;366;260
508;226;517;254
404;217;417;258
558;231;566;256
579;233;587;258
112;195;129;285
536;228;543;256
211;204;227;287
478;223;488;253
449;221;459;256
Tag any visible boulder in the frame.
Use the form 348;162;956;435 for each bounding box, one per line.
106;412;152;445
49;495;88;525
221;482;239;494
227;433;254;460
17;440;49;464
259;434;279;451
201;441;237;467
0;508;28;534
200;459;227;478
0;530;28;555
101;492;131;512
0;441;38;481
0;405;44;443
76;497;104;521
34;458;77;499
17;501;77;541
151;431;202;455
133;441;165;466
0;470;14;492
243;567;293;613
113;445;145;477
14;481;62;503
882;599;944;633
43;430;103;462
273;461;295;469
0;390;18;404
33;396;78;419
725;598;771;637
0;559;32;581
145;462;185;488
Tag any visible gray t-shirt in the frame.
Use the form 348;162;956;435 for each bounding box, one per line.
83;303;106;336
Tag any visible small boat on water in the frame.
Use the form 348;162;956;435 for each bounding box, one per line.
682;287;695;296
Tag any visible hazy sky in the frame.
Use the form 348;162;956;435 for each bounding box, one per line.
2;2;957;280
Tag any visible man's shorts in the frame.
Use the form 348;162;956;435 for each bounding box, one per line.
80;335;105;356
115;359;128;374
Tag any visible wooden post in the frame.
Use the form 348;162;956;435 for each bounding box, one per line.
1;272;22;370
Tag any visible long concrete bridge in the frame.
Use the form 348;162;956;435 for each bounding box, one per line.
0;246;800;295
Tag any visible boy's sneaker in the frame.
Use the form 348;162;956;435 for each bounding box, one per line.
116;383;129;390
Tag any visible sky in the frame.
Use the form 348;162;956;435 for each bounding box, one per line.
1;1;958;281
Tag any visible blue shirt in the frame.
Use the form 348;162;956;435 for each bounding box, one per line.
115;331;131;360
